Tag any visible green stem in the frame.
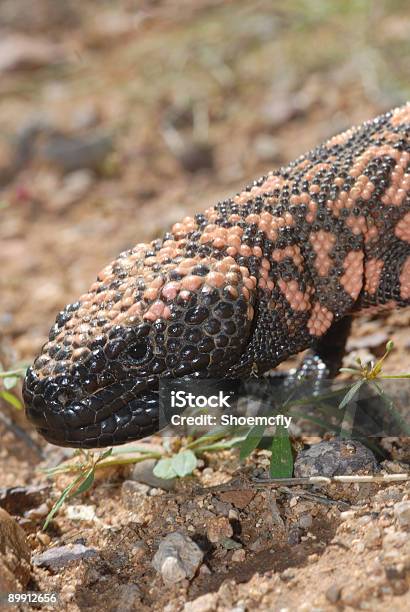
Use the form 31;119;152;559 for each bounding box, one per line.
378;374;410;379
0;370;26;378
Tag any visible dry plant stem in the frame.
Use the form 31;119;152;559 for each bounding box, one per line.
252;473;410;486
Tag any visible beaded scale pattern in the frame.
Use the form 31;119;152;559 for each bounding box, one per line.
24;104;410;447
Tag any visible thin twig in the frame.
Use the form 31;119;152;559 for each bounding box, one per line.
277;486;351;509
252;473;410;486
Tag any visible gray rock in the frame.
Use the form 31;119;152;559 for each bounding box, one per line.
298;513;313;529
294;439;378;477
114;583;142;611
249;537;265;552
40;131;113;173
325;584;341;604
211;497;232;516
32;544;98;570
394;500;410;529
152;532;204;584
131;458;176;491
121;480;150;510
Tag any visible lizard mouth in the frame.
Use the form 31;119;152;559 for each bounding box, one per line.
23;367;160;448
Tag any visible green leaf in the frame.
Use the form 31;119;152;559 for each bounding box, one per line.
171;450;197;477
110;445;163;456
153;458;177;479
338;380;364;409
195;435;247;454
43;467;97;530
269;425;293;479
68;469;95;499
239;424;265;461
0;390;22;409
97;448;113;462
0;368;26;379
3;376;18;390
186;426;233;449
43;473;84;530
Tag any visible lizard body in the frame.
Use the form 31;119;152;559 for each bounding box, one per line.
24;104;410;447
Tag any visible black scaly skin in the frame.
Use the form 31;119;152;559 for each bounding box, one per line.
23;105;410;447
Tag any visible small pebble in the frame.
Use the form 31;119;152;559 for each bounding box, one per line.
393;500;410;528
66;505;96;521
207;516;233;543
131;459;176;491
24;502;49;519
152;532;204;584
32;544;98;570
325;584;341;604
231;549;246;563
37;532;51;547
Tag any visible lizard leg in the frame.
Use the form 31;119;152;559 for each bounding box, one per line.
305;315;353;378
266;316;352;390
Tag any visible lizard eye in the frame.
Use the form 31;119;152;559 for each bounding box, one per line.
127;341;149;363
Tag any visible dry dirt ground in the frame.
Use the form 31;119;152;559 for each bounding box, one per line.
1;1;410;610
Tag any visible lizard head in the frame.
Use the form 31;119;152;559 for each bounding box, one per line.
23;242;256;447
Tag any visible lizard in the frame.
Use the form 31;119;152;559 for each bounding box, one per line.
23;104;410;448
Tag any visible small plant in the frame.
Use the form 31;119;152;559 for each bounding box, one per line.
0;364;27;410
340;340;410;388
338;340;410;437
42;432;245;529
41;339;409;529
239;422;294;478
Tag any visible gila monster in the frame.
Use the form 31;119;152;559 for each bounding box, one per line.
23;104;410;448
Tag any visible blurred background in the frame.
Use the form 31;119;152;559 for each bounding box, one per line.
0;0;409;366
